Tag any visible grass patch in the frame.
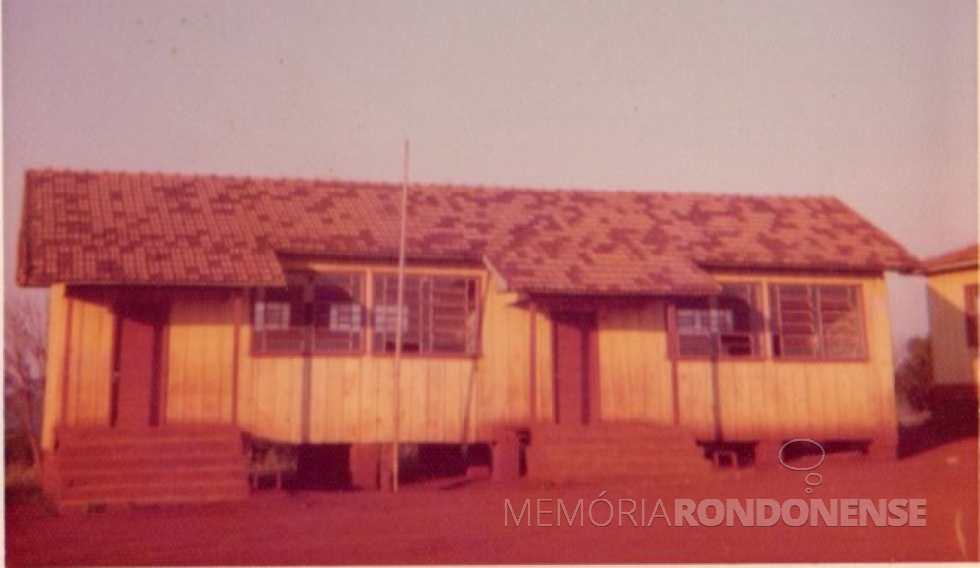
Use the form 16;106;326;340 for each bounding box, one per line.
6;462;46;508
6;461;39;489
5;461;58;515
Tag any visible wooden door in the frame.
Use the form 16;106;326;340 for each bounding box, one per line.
113;304;167;428
552;311;599;425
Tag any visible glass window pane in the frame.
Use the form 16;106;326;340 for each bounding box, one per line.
373;274;479;355
675;285;762;358
770;283;866;360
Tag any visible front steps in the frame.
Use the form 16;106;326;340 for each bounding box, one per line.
45;425;249;510
526;422;711;483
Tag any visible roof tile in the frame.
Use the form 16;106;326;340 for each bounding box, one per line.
922;243;978;274
17;169;920;294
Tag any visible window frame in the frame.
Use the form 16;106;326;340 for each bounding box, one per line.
670;282;767;361
768;283;868;362
309;272;367;354
371;271;482;358
250;274;309;356
251;271;367;356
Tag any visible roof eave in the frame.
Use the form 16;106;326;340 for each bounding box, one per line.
921;260;979;277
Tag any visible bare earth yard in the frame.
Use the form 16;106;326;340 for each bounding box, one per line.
6;437;977;565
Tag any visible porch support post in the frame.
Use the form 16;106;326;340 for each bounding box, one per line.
349;444;381;490
60;295;74;425
491;428;521;482
528;302;537;423
231;290;243;425
665;302;681;426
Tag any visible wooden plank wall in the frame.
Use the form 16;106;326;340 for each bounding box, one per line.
596;273;897;442
42;267;896;449
67;295;116;427
710;273;897;442
927;269;979;386
41;284;68;451
235;261;546;444
533;306;555;423
165;291;237;424
597;301;673;424
41;285;116;450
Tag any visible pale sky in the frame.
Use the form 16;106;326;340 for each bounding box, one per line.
3;0;976;350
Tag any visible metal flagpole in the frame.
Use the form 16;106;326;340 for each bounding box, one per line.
392;140;409;493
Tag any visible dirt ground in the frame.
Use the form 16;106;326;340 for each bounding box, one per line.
5;436;977;566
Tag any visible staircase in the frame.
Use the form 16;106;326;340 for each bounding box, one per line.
46;425;249;510
526;422;711;483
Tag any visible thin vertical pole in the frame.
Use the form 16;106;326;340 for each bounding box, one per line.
392;140;410;492
60;294;75;425
709;297;723;442
528;303;537;422
231;291;243;425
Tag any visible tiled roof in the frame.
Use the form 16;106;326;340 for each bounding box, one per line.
17;169;920;294
922;243;978;275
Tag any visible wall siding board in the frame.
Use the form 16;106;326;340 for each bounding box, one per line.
165;294;236;425
533;311;554;423
71;304;87;424
94;306;114;422
341;358;361;441
663;273;896;442
46;268;898;448
67;300;114;426
41;285;68;450
927;270;978;386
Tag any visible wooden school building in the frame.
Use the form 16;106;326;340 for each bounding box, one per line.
16;169;919;505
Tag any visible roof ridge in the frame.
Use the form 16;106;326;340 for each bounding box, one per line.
24;167;399;191
23;167;839;201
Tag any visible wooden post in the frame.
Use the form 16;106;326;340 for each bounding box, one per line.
665;303;681;426
231;291;243;425
60;295;75;425
392;140;410;493
709;296;723;442
528;303;537;423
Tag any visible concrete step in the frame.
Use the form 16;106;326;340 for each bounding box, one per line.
526;423;709;482
59;480;248;507
59;491;248;511
526;445;710;462
527;469;704;483
56;440;243;461
62;465;246;489
50;425;249;509
530;438;699;450
57;425;243;445
532;424;697;445
528;454;708;473
56;452;245;472
528;441;700;456
526;462;700;476
529;440;698;453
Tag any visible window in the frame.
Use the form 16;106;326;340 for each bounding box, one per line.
253;272;364;354
769;284;865;360
310;273;365;352
252;275;307;353
674;284;763;358
373;274;480;355
965;284;978;349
